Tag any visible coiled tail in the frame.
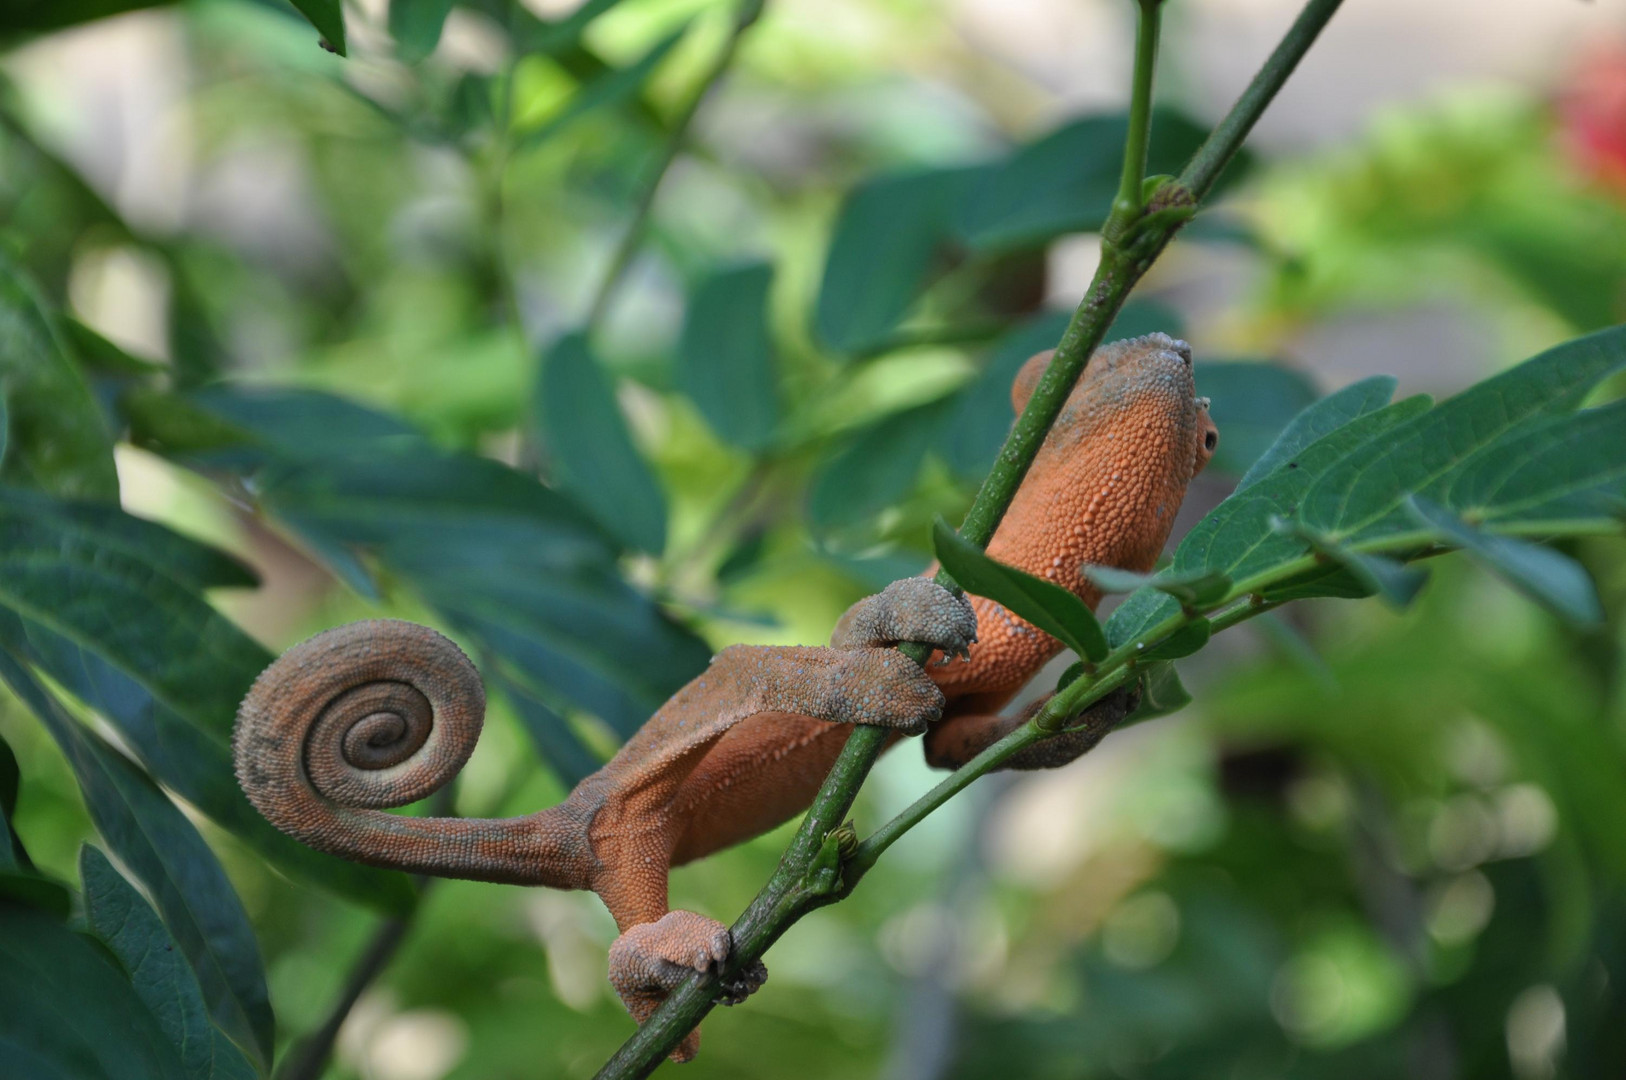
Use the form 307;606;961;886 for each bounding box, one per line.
233;619;593;889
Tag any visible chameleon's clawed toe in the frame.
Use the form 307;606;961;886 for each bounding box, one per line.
718;958;768;1006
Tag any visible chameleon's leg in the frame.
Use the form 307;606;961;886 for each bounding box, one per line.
607;911;766;1062
922;687;1139;771
830;577;978;656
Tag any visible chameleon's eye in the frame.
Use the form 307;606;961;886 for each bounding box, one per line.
1205;430;1218;452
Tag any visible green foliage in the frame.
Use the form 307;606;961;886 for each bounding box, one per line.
0;903;191;1079
0;258;116;499
81;846;261;1080
932;517;1108;662
0;3;1622;1078
537;333;668;553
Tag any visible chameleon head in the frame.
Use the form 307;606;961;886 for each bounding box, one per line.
995;331;1218;587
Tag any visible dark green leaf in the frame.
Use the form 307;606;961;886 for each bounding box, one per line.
1273;517;1429;609
0;0;174;34
814;167;984;355
0;255;118;499
1195;362;1319;478
1123;662;1191;725
0;386;9;471
0;611;414;913
63;319;165;376
1084;565;1231;607
257;450;710;736
289;0;346;54
1107;394;1435;648
537;333;667;553
519;0;627;56
1302;323;1626;542
0;729;24;872
1407;496;1603;626
516;27;687;149
390;0;454;61
953;109;1240;253
932;518;1107;662
0;653;273;1068
492;671;602;788
1139;618;1212;661
1236;376;1397;491
679;262;780;452
0;869;72;917
1445;398;1626;529
81;847;260;1080
809;399;953;530
0;903;190;1080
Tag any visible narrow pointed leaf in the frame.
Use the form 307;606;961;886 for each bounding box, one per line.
679;262;780;452
1139;618;1212;661
809;399;952;530
1237;375;1396;491
1123;662;1192;725
390;0;454;61
0;904;190;1080
491;669;602;788
1407;496;1603;626
82;847;260;1080
1273;517;1428;610
289;0;346;54
0;652;274;1068
932;518;1107;662
1084;565;1231;607
536;333;667;553
0;255;118;499
517;27;687;150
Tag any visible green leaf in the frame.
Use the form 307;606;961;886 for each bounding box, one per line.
1406;496;1603;626
0;0;175;34
953;109;1241;253
0;729;25;872
1139;618;1212;661
516;27;687;150
932;518;1107;662
0;255;118;499
1195;361;1319;478
934;302;1183;481
1123;662;1192;725
1445;398;1626;529
1272;516;1429;609
1236;376;1397;491
678;262;780;452
1083;565;1231;607
390;0;454;61
289;0;346;54
81;847;260;1080
809;399;953;530
814;166;984;355
516;0;627;56
1106;394;1435;648
1302;324;1626;542
0;386;9;471
258;450;710;736
536;333;667;553
63;319;165;376
0;652;273;1069
0;903;190;1080
0;611;414;914
492;670;602;788
0;868;72;917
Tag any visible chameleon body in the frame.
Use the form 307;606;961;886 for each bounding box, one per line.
233;332;1216;1059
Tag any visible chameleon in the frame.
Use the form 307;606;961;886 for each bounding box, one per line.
232;332;1217;1060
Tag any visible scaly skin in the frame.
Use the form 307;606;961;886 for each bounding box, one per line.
233;332;1216;1061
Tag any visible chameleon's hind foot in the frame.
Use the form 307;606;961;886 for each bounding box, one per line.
831;577;978;659
608;910;765;1062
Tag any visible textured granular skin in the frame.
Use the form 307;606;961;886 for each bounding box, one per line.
232;332;1215;1061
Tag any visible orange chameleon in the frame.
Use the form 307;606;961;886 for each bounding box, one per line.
233;332;1217;1059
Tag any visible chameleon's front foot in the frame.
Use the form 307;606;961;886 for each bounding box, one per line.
608;910;767;1062
832;577;979;658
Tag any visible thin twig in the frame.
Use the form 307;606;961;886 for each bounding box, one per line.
586;0;767;331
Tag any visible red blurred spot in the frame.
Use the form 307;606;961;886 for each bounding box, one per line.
1560;45;1626;195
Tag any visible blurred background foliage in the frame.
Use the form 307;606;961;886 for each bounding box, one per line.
0;0;1624;1078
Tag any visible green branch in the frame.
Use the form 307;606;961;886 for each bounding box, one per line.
1108;0;1164;228
594;0;1347;1074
